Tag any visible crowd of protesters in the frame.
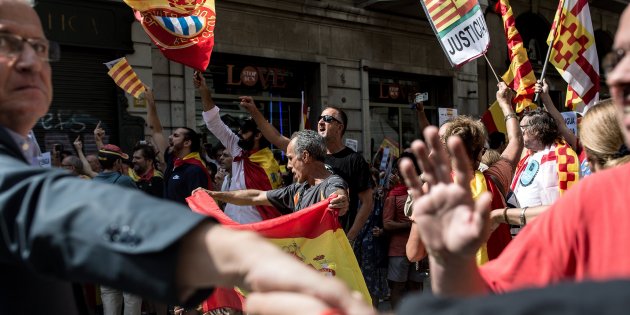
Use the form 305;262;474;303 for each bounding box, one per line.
5;0;630;315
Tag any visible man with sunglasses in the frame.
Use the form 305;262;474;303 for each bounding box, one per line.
240;99;374;243
0;1;375;315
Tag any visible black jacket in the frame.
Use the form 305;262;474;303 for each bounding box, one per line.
0;126;212;315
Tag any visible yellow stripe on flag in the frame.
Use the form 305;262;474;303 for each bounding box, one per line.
106;57;145;99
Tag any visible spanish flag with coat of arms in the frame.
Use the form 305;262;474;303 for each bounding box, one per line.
186;191;371;313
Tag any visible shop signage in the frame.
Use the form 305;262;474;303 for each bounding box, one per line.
35;1;133;51
226;64;289;89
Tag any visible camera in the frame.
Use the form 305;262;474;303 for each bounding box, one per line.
414;92;428;104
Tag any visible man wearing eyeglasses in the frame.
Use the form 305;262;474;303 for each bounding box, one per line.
240;100;374;243
0;1;375;315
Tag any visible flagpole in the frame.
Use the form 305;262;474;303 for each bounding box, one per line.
484;53;501;84
535;40;554;102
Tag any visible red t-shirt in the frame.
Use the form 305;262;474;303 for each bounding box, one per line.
383;193;411;257
480;162;630;293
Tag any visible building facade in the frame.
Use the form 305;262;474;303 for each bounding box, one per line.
34;0;625;162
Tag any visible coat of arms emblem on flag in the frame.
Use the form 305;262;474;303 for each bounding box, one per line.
124;0;216;70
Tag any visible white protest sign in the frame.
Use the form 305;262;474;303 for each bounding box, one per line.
438;107;458;127
561;111;578;135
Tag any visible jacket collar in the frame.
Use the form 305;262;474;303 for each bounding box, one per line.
0;125;29;163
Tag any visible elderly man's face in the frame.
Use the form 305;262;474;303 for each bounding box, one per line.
286;139;307;184
0;0;53;135
607;6;630;147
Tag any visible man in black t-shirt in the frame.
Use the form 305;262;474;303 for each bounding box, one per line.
199;130;349;215
318;107;374;241
240;100;375;242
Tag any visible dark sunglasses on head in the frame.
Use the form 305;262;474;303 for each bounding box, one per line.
319;115;342;124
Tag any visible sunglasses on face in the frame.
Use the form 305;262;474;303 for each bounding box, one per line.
319;115;342;124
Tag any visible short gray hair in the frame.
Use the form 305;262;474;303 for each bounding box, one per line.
290;130;326;162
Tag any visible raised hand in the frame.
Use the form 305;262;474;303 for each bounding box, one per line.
239;96;257;113
534;79;549;95
496;82;515;105
144;87;155;106
400;127;492;264
73;135;83;152
193;70;206;89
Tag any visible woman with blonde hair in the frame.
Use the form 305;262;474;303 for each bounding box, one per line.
580;99;630;172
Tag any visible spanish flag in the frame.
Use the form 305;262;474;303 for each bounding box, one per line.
480;101;507;135
235;148;284;220
105;58;145;99
186;191;371;312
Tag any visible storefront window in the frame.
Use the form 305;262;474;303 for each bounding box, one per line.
196;53;317;161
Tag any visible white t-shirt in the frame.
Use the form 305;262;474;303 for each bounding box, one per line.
512;145;560;208
203;108;262;224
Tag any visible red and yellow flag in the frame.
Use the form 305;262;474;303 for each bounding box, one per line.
480;101;507;136
105;58;145;99
555;141;580;194
124;0;216;70
235;148;284;220
187;191;371;312
496;0;537;112
547;0;599;112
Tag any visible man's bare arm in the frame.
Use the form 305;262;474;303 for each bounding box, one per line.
537;79;577;149
197;188;272;207
73;136;97;178
346;188;373;242
145;89;169;157
496;83;523;167
240;96;290;151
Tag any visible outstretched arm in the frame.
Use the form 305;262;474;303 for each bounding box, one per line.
73;136;98;178
496;82;523;167
93;121;105;151
400;127;490;297
194;71;216;112
240;96;290;151
145;88;169;158
536;79;577;149
413;95;431;135
196;188;272;207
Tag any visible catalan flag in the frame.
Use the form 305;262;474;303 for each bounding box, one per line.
186;192;371;312
547;0;599;112
124;0;216;70
496;0;537;113
420;0;490;67
105;58;145;99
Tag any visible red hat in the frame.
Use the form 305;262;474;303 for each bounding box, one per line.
98;144;129;160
